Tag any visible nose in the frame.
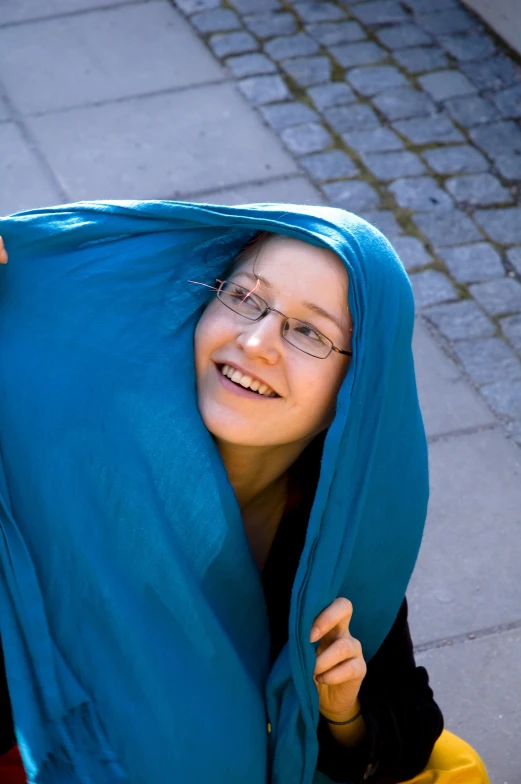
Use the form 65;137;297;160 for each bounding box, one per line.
235;312;284;363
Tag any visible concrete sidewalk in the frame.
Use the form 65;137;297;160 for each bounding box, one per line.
0;1;520;781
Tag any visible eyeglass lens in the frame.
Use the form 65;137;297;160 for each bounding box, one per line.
218;281;333;358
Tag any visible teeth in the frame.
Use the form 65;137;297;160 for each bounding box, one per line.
220;364;276;397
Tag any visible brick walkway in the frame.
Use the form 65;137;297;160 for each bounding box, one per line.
175;0;521;449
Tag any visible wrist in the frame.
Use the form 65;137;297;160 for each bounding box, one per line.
320;699;361;724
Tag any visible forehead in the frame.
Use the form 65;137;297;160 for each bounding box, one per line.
234;235;348;295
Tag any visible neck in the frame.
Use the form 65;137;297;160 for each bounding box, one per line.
216;438;312;509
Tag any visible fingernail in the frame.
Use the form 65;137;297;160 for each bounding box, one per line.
310;626;320;643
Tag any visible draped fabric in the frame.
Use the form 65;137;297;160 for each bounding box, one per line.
0;201;428;784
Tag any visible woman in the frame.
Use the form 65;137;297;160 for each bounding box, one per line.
0;202;488;783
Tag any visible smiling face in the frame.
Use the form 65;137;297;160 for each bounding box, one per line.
194;234;352;450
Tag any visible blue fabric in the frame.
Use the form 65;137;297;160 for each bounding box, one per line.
0;201;428;784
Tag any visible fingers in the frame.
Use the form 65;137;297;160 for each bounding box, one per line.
310;597;352;643
315;655;367;686
0;237;7;264
314;634;362;677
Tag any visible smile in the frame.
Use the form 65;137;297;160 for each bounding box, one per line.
216;363;279;398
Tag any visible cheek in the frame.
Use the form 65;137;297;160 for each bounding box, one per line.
194;305;228;370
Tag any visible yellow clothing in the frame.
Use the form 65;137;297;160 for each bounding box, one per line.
404;730;490;783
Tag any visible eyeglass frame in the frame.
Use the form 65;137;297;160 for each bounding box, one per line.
215;279;352;360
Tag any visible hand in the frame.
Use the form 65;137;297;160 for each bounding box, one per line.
310;598;367;721
0;236;7;264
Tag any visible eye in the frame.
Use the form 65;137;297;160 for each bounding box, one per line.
294;323;328;343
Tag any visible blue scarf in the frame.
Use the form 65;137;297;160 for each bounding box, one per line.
0;201;428;784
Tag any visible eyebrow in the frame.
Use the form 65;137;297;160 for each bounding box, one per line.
236;271;346;334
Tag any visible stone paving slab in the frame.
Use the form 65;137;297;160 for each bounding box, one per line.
24;83;299;201
416;628;521;784
408;427;521;643
0;2;223;115
413;320;496;438
191;175;324;204
0;122;62;215
0;0;139;24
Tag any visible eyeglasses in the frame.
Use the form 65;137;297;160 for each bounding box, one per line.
216;279;352;360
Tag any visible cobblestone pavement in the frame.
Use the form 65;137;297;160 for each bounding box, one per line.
173;0;521;449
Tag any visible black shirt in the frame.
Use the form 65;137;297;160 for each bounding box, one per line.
0;447;443;783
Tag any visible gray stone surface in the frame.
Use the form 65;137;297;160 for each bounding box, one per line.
264;33;319;60
501;314;521;353
280;122;333;155
418;69;477;101
439;32;496;61
415;630;521;784
491;84;521;119
345;65;408;96
191;7;240;32
362;150;426;180
413;209;482;245
507;247;521;276
408;428;521;638
293;2;346;23
411;269;458;308
446;172;513;206
0;0;138;23
436;242;505;283
0;122;62;215
281;56;331;88
195;175;324;205
323;104;380;133
331;42;386;68
322;179;381;211
474;207;521;244
481;378;521;418
0;3;224;115
230;0;280;12
461;54;521;91
453;337;521;385
391;236;433;270
349;0;409;25
210;31;257;58
342;127;403;154
425;299;496;340
26;83;298;200
226;53;276;77
389;176;453;210
494;154;521;181
243;12;297;38
393;115;464;144
372;87;436;121
307;83;357;110
416;7;480;35
422;145;489;174
375;23;432;49
393;46;449;74
444;94;500;127
359;210;403;238
471;277;521;316
176;0;222;13
413;320;496;435
0;97;11;123
238;74;290;104
299;150;359;182
470;121;521;158
260;102;318;131
305;21;366;46
234;0;281;9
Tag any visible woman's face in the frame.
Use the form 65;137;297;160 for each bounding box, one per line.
194;235;352;449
